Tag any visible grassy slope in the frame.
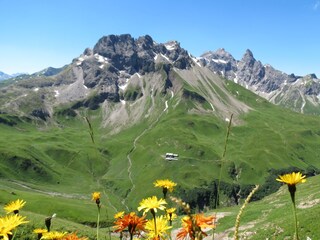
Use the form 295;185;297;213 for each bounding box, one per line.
215;174;320;239
115;79;320;205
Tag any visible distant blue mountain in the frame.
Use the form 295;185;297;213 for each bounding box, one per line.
0;71;25;81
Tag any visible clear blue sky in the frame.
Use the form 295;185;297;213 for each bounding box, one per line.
1;0;319;77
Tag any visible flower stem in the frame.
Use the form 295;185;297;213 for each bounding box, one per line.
151;209;157;238
289;185;299;240
163;187;168;199
291;199;299;240
96;205;100;240
216;114;233;209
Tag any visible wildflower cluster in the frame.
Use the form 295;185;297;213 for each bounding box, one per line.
0;199;90;240
0;171;307;239
111;178;217;240
171;196;216;240
0;199;28;240
111;179;178;240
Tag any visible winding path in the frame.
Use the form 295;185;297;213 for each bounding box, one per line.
122;89;174;206
8;180;88;199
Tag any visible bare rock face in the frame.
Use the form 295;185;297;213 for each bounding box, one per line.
68;34;195;109
92;34;155;74
93;34;140;74
31;108;50;121
237;49;265;86
92;34;193;75
201;47;320;112
201;48;237;80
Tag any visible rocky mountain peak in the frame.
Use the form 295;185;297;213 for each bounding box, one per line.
305;73;318;79
89;34;193;74
93;34;135;58
164;40;180;51
83;48;93;56
241;49;256;66
200;48;237;80
136;35;154;50
201;48;235;62
202;47;320;113
214;48;234;59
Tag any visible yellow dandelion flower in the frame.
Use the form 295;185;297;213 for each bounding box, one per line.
4;199;26;214
166;208;176;214
0;214;28;240
276;172;306;186
138;196;167;215
154;179;177;198
166;208;177;224
91;191;101;207
145;215;172;239
276;172;306;239
40;231;67;240
154;179;177;192
114;211;125;219
91;192;101;201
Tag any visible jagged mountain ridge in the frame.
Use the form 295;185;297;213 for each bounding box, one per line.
1;33;320;126
0;34;250;130
201;48;320;114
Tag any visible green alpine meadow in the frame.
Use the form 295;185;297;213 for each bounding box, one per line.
1;34;320;239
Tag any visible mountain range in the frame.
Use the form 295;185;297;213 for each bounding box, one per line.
2;34;320;118
201;48;320;114
0;71;25;81
1;34;320;214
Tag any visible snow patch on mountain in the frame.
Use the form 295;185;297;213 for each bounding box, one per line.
164;41;178;51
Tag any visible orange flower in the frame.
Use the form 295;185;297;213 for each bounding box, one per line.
62;232;88;240
177;214;216;240
195;213;216;229
177;216;193;240
113;212;147;237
